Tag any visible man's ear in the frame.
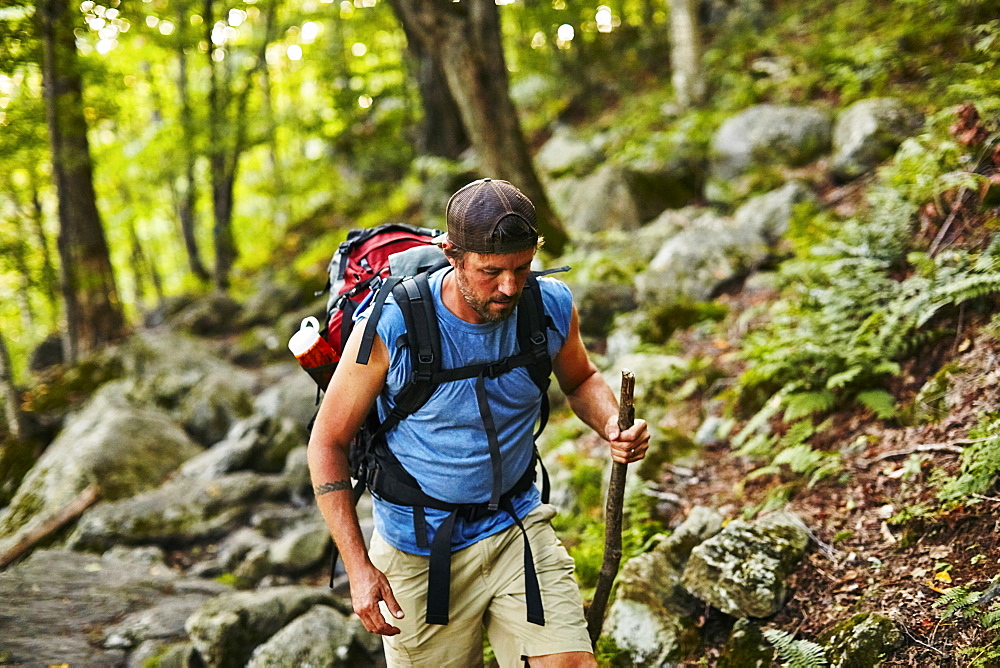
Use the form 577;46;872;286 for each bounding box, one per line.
441;241;459;268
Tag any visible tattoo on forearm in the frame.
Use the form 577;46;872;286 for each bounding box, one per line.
314;480;352;496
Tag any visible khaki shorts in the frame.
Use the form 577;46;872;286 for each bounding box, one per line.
369;504;593;667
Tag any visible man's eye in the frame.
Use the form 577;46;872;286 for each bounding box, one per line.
483;269;501;277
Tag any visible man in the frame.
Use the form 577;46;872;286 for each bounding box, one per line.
307;179;649;667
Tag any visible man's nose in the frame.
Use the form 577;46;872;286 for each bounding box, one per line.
497;273;517;296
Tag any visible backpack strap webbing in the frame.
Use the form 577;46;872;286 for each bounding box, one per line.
363;443;545;626
356;275;404;365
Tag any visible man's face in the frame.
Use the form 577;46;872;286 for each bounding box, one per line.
451;246;535;323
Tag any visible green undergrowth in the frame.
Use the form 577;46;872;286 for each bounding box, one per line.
552;478;664;594
734;113;1000;423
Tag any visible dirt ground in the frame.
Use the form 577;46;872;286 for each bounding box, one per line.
653;283;1000;666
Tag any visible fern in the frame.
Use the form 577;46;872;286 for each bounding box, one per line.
855;389;897;419
935;585;1000;668
935;585;980;619
939;412;1000;500
784;391;836;421
763;629;829;667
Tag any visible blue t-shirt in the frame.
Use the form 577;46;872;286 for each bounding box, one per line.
362;268;573;555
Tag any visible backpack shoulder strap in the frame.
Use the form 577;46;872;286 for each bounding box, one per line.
356;275;405;365
371;272;442;438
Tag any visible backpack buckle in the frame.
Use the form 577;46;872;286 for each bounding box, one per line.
486;359;512;378
417;352;434;365
530;332;547;347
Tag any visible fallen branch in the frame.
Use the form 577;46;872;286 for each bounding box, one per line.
0;485;100;569
861;436;998;468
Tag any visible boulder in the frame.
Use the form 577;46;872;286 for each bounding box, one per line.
711;104;832;179
602;353;687;407
817;612;904;667
112;330;257;445
267;519;330;574
67;471;291;552
567;282;638;338
240;281;304;328
637;184;811;306
102;596;214;651
177;415;301;480
831;98;923;181
0;549;227;666
548;165;643;234
246;604;379;667
616;130;707;217
252;367;320;433
176;369;255;445
658;506;725;569
602;507;723;663
637;210;757;304
0;391;201;548
732;181;815;245
128;642;200;668
27;332;64;372
535;124;604;177
681;511;809;617
184;585;348;668
173;292;243;336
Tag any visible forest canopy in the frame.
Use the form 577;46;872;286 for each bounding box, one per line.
1;0;997;372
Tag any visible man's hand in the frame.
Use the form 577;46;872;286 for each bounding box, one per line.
606;417;649;464
351;562;405;636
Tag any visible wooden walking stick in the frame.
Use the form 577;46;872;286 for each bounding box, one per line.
586;369;635;646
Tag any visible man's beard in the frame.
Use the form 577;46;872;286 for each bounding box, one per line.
455;269;521;323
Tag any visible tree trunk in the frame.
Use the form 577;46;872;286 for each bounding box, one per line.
205;0;278;290
37;0;127;362
388;0;567;255
394;8;469;159
175;1;210;283
29;173;60;321
204;0;235;290
0;329;24;441
668;0;705;109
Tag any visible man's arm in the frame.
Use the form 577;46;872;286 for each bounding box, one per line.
306;323;404;635
552;306;649;464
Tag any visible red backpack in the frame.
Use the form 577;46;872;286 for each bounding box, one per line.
322;223;445;366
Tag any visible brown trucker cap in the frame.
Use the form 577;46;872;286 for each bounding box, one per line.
443;178;538;254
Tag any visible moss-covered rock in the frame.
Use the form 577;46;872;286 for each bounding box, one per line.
0;390;201;546
817;612;903;667
66;471;291;552
185;586;348;668
602;506;723;663
718;618;775;668
246;604;377;667
681;511;809;617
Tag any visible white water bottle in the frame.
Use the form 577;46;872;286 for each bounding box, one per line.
288;317;336;388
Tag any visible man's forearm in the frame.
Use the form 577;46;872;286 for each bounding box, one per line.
565;369;619;439
307;441;372;573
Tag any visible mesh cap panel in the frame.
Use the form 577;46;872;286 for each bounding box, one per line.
444;178;538;254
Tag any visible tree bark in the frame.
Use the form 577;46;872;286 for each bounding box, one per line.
29;175;60;321
668;0;705;109
388;0;567;254
175;0;210;283
0;329;23;442
394;7;468;159
37;0;127;362
205;0;278;290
